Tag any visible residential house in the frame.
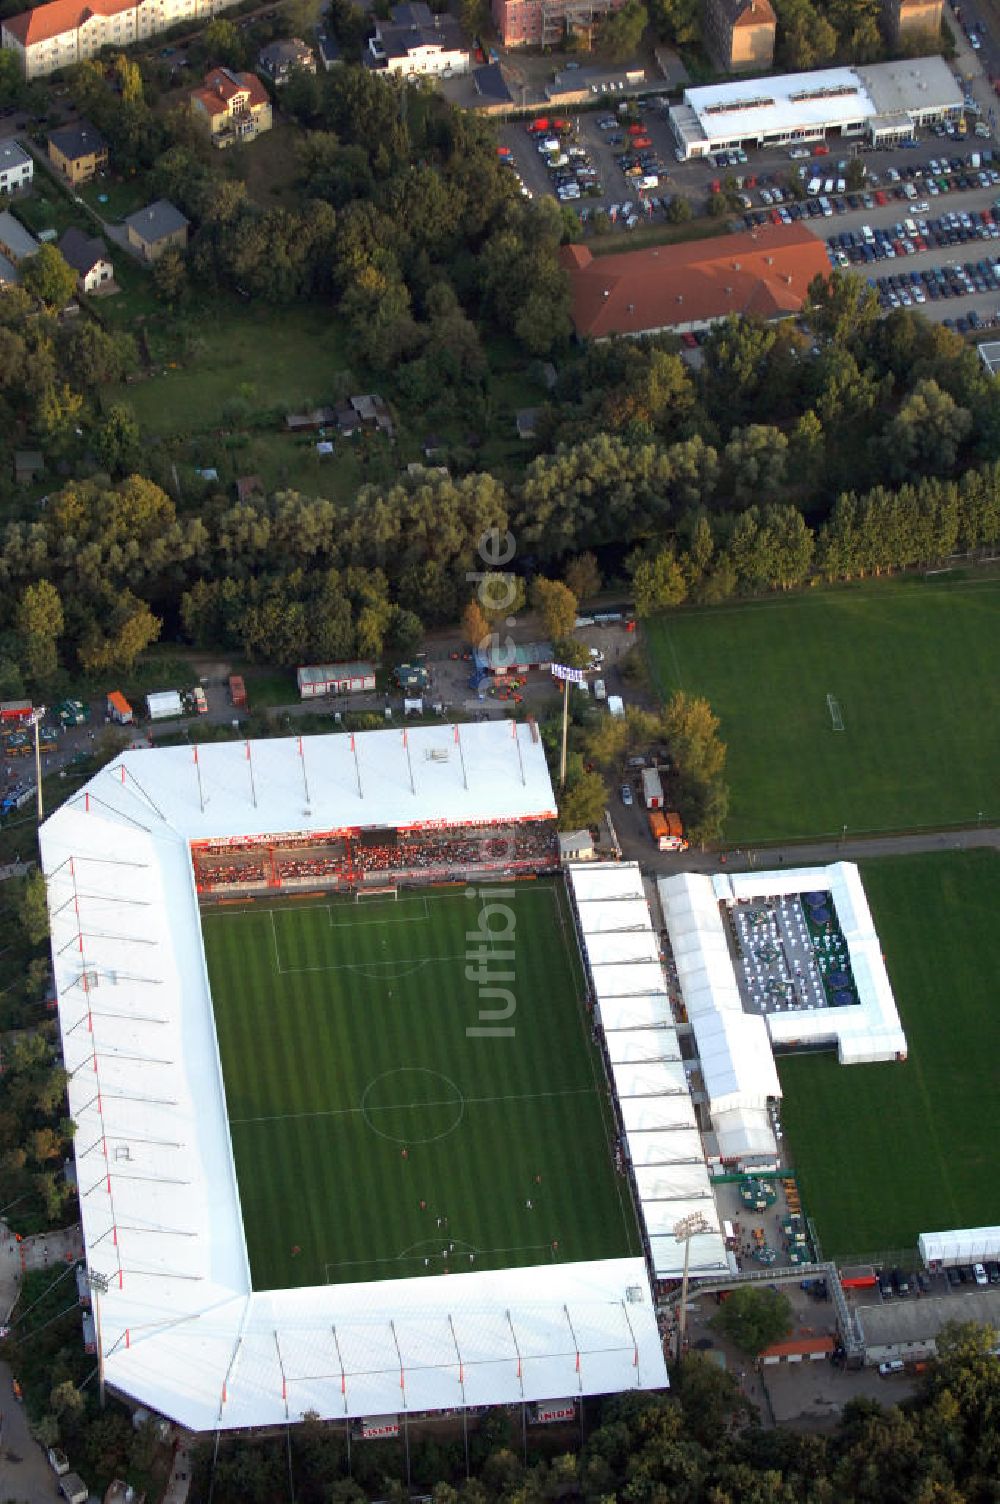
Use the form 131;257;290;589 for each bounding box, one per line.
124;200;189;262
57;226;113;294
0;0;243;81
881;0;943;47
366;2;469;77
703;0;776;72
315;30;342;70
13;450;44;485
0;140;32;195
0;208;39;266
191;67;272;148
257;36;315;85
559;224;830;339
490;0;626;49
47;120;108;184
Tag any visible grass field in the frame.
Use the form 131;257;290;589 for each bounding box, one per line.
778;850;1000;1260
201;881;640;1291
645;577;1000;842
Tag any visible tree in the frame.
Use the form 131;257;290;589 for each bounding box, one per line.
113;52;143;104
632;548;688;615
460;599;491;649
153;245;188;304
648;0;700;44
17;580;64;684
807;268;880;345
532;577;578;640
564;552;601;603
21;245;77;310
202;17;244;68
477;572;526;625
97;405;141;477
19;872;50;946
558;769;608;831
662;690;726;783
666;195;693;224
712;1285;793;1354
550;636;590;669
597;0;649;60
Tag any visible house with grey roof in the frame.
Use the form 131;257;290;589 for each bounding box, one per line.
0;209;39;265
0;140;32;195
124;200;189;262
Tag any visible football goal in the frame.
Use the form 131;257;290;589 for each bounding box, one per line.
356;886;399;902
827;694;845;732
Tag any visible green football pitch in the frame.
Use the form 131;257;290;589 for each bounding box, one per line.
200;880;641;1291
778;851;1000;1261
645;577;1000;842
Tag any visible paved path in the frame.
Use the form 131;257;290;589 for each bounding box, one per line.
622;822;1000;876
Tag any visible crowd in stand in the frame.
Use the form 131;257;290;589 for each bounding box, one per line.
195;821;558;892
277;854;343;881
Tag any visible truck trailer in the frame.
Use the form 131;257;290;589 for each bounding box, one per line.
641;767;664;810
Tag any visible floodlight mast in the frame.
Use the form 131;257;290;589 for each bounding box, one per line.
27;706;45;824
673;1211;711;1363
86;1268;110;1408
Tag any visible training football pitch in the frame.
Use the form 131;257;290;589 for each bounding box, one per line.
778;851;1000;1260
645;578;1000;842
200;880;641;1291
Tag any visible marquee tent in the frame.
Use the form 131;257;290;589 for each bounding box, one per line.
918;1226;1000;1267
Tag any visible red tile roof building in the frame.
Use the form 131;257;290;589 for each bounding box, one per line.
1;0;243;80
191;66;272;148
560;224;830;339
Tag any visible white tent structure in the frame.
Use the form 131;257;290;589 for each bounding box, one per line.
919;1227;1000;1268
568;864;727;1280
40;728;668;1432
658;875;779;1161
714;864;907;1063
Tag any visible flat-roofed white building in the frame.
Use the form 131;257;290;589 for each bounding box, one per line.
670;55;961;159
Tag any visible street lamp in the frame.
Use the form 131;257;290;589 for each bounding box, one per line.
673;1211;711;1363
86;1268;109;1409
26;706;45;825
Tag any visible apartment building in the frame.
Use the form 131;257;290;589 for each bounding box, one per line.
1;0;242;81
704;0;776;73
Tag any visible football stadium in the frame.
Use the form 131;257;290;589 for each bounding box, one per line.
40;722;676;1433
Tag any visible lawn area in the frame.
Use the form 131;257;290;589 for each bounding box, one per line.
645;577;1000;842
778;851;1000;1260
108;303;351;436
201;880;639;1290
230;122;302;208
76;174;147;222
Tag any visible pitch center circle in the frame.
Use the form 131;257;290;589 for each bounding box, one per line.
361;1068;465;1145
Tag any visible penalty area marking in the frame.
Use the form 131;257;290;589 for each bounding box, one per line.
269;909;469;979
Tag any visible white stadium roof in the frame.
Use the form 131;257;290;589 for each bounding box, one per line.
568;864;728;1280
103;720;557;842
40;728;667;1431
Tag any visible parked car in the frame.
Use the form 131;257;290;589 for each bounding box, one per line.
620;784;634;806
879;1360;905;1376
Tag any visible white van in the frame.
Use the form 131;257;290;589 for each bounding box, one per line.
593;679;607;701
823;177;834;194
878;1360;905;1377
806;176;822;195
862;223;875;242
904;217;917;236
